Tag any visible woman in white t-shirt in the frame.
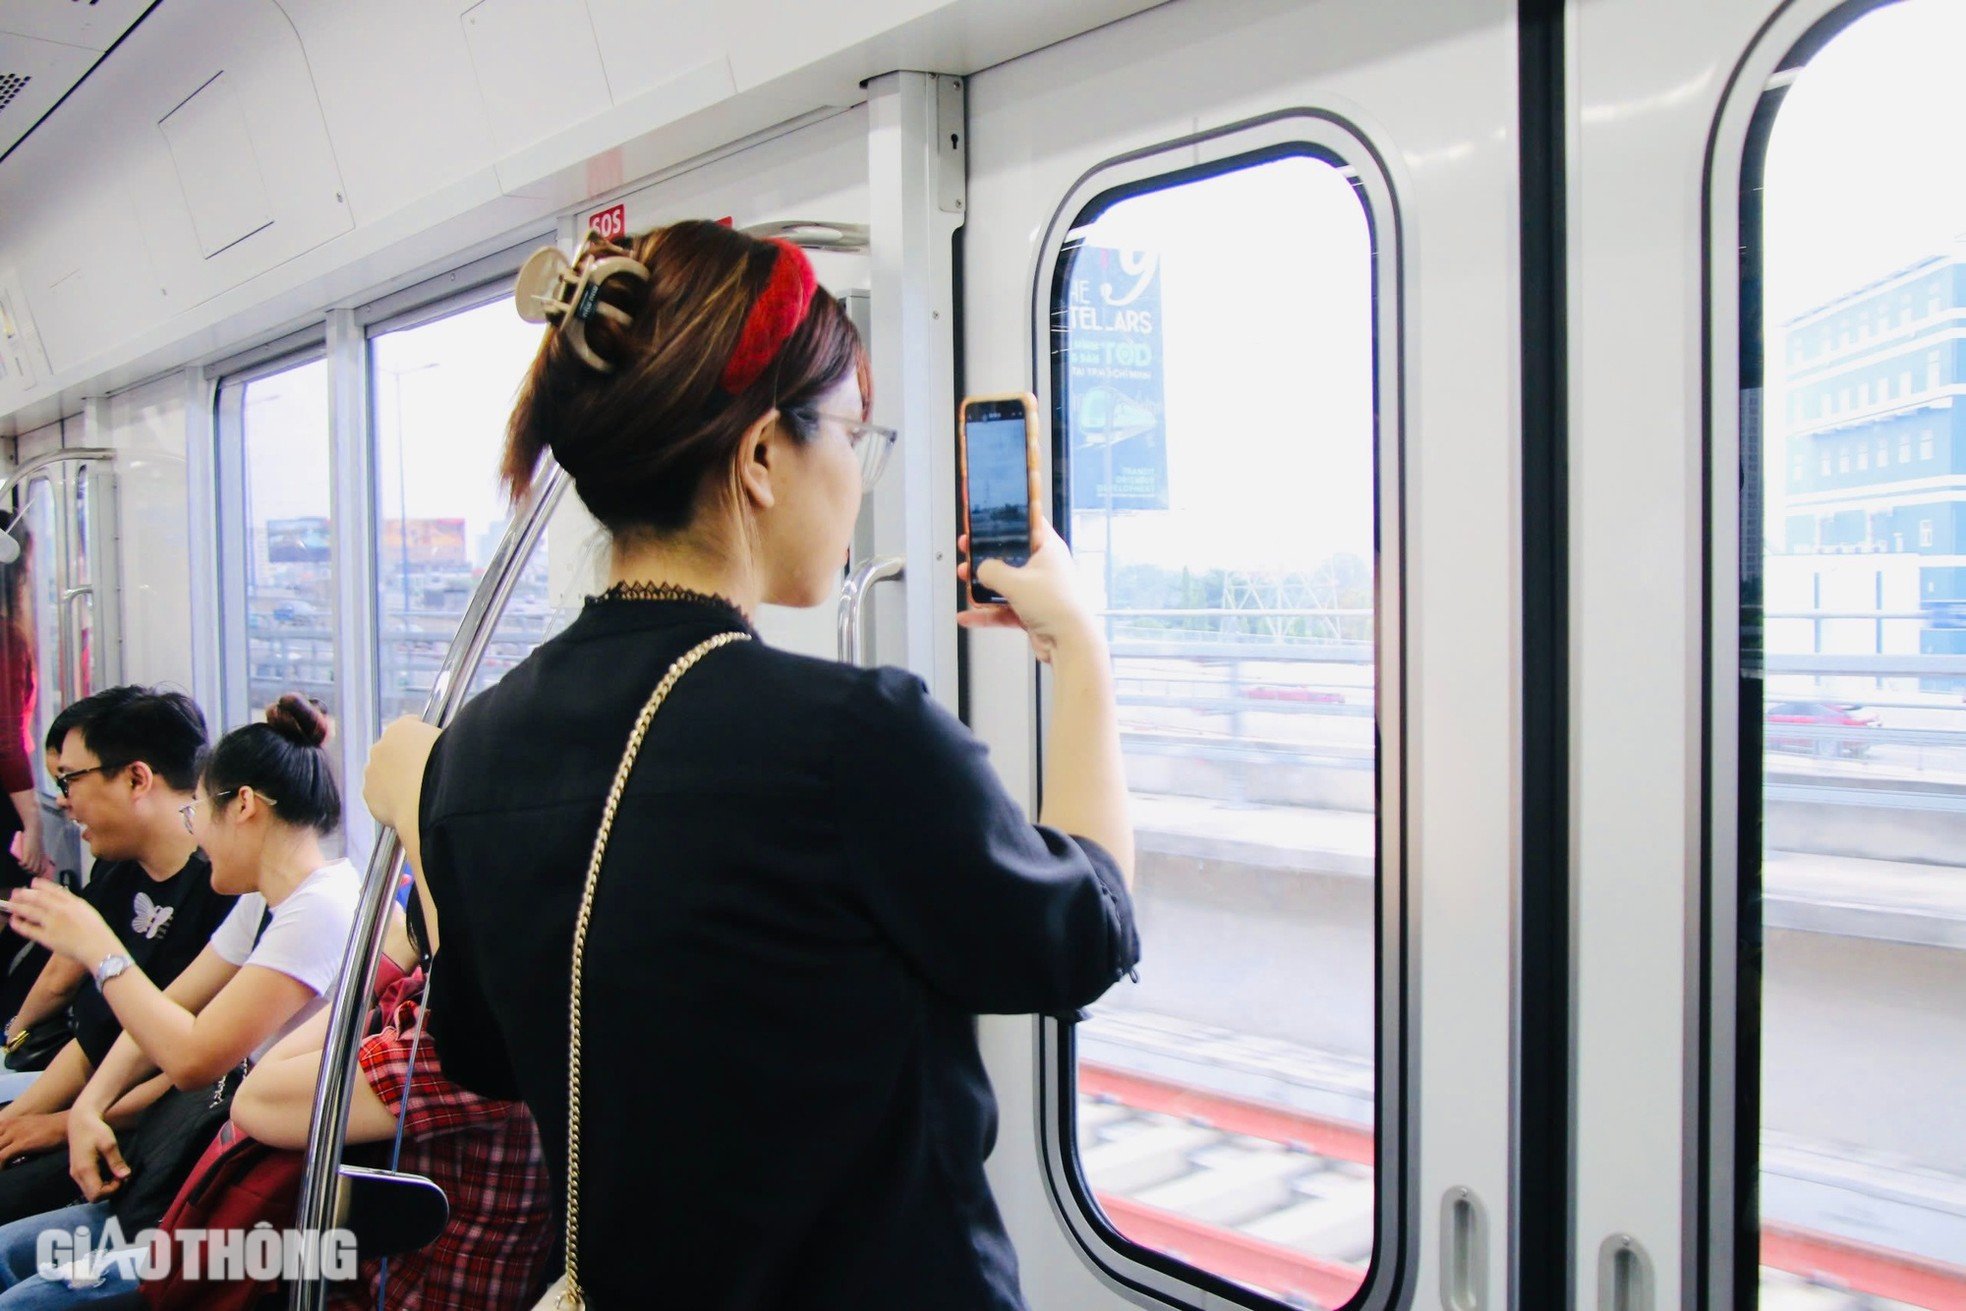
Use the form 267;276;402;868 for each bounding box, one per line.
6;693;359;1207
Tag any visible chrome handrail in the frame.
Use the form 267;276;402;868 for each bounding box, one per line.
290;464;569;1311
58;585;92;707
837;555;903;666
0;447;116;508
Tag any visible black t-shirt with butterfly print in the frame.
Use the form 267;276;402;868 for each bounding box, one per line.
70;853;238;1066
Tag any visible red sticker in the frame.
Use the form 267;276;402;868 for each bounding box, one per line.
587;203;627;241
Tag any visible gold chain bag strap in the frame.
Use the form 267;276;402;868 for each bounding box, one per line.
535;631;751;1311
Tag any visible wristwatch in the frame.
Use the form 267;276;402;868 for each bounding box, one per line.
93;953;132;987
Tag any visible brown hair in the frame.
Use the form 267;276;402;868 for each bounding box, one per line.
502;220;870;534
264;693;332;749
203;693;340;835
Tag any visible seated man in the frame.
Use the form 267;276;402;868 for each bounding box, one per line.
0;690;238;1224
0;690;148;1075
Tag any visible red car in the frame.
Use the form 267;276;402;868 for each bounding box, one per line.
1764;700;1877;757
1246;685;1344;704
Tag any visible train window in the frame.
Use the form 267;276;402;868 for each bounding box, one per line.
368;298;543;723
1737;2;1966;1305
1048;146;1388;1310
229;358;336;721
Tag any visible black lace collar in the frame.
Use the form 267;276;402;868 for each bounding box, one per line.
586;580;753;630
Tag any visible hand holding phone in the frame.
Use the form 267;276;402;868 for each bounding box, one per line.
958;393;1041;606
956;517;1102;664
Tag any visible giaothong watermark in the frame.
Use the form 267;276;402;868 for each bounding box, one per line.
36;1219;357;1286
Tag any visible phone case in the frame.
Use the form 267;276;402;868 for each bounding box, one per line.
957;392;1042;606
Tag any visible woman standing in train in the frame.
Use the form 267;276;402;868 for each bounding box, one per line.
364;219;1140;1310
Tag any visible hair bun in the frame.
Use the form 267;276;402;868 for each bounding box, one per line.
265;694;332;749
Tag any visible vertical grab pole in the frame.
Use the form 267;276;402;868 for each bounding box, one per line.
866;71;965;706
289;466;567;1311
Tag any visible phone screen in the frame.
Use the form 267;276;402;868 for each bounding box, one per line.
964;401;1033;603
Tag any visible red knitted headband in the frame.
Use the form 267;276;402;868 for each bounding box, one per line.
719;239;818;395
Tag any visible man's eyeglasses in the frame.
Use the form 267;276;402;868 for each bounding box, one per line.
54;763;125;798
790;409;899;491
178;789;275;834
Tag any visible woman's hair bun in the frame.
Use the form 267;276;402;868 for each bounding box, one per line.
265;694;332;749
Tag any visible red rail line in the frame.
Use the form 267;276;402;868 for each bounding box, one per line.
1096;1193;1367;1309
1080;1063;1966;1308
1079;1063;1374;1164
1764;1225;1966;1309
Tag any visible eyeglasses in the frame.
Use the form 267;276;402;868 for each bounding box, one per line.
793;409;899;491
179;789;277;834
54;763;125;798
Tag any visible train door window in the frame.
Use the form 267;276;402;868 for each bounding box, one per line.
17;474;61;753
1047;144;1392;1309
368;297;542;724
1736;2;1966;1304
226;358;335;723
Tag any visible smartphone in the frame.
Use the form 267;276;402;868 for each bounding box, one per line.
958;392;1041;606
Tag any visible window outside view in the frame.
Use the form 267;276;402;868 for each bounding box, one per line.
1752;4;1966;1307
370;297;556;725
1059;153;1380;1309
240;359;333;721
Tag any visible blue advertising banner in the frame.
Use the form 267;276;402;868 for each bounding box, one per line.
1064;244;1168;510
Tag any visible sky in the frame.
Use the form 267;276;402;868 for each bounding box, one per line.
1759;0;1966;548
1762;0;1966;325
243;299;542;567
1065;155;1376;578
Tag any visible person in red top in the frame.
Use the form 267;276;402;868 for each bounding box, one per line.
0;529;49;886
231;914;554;1310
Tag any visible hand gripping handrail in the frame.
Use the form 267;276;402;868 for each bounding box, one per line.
289;464;568;1311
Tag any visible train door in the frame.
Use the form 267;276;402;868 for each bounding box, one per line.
1571;0;1966;1307
961;2;1521;1308
5;441;119;880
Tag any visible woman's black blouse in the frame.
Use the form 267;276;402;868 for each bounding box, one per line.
418;596;1140;1310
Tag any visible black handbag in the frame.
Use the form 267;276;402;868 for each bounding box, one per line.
109;1068;243;1232
1;1013;71;1074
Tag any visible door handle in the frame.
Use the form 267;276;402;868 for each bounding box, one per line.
837;556;904;666
1441;1185;1488;1310
58;586;92;705
1596;1233;1654;1311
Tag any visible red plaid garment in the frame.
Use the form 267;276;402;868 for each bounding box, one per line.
327;977;553;1311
